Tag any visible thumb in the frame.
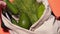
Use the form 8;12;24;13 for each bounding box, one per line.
0;1;6;8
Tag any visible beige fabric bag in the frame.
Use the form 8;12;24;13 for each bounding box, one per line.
2;0;60;34
34;15;57;34
2;14;60;34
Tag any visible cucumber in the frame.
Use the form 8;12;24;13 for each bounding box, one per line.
37;3;45;19
18;12;32;29
4;0;18;14
4;0;45;29
11;0;39;24
11;18;18;25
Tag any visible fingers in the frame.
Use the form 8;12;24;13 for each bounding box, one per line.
0;1;6;8
0;1;6;20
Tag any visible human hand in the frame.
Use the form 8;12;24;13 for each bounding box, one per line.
0;1;6;19
0;1;6;9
